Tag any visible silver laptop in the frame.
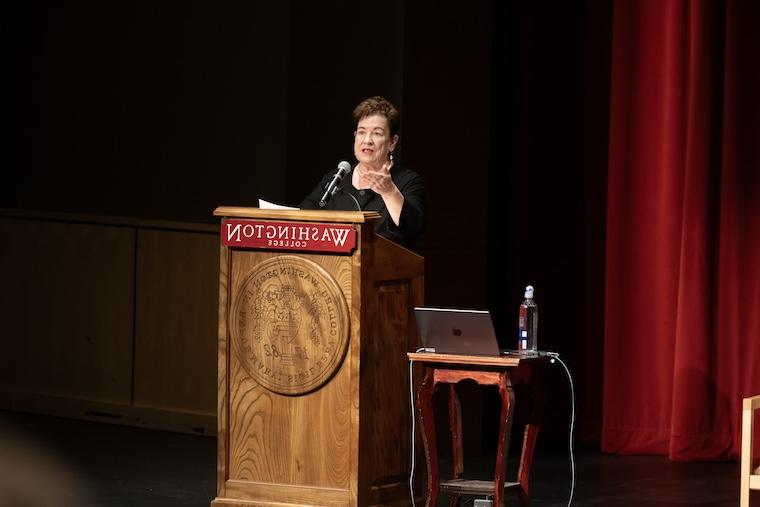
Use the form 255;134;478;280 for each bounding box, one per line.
413;307;501;356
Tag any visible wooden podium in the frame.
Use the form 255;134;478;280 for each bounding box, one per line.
211;206;424;507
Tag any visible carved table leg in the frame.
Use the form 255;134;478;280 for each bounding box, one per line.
417;366;439;507
517;365;545;505
449;384;463;506
494;371;515;507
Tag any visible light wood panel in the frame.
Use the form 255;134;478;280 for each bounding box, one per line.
217;243;231;495
741;394;760;507
0;218;135;403
133;229;219;416
226;250;354;488
214;206;380;223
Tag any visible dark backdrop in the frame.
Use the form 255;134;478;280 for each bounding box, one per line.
486;0;612;446
9;2;292;221
8;0;614;447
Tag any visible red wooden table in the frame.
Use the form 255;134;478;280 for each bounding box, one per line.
408;352;551;506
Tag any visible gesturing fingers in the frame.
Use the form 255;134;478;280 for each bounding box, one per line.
365;171;394;195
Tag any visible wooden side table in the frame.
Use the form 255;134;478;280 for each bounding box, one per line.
408;352;550;507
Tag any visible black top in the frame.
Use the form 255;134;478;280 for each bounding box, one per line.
299;164;426;249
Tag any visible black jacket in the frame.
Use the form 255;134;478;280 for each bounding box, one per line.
299;164;425;249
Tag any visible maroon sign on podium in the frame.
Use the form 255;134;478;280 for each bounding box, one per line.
221;219;357;253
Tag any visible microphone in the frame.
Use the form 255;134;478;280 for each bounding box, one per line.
319;161;352;207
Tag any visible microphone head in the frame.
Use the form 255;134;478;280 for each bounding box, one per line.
337;160;352;176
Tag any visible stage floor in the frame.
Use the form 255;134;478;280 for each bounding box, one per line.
0;410;751;506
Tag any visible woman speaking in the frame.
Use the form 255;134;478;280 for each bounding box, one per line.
299;96;425;249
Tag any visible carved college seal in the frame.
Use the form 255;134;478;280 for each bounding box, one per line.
230;255;350;395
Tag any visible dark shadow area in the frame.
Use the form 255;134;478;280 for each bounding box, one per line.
0;410;216;507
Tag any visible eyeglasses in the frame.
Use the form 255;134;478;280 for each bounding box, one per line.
355;130;388;142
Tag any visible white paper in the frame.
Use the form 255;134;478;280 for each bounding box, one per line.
258;199;299;210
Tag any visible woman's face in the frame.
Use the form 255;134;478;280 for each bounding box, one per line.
353;114;398;168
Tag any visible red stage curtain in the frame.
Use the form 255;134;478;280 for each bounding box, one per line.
603;0;760;460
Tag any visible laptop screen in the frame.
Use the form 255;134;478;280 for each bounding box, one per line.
413;307;501;356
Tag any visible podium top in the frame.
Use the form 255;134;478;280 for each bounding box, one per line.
407;352;552;367
213;206;381;223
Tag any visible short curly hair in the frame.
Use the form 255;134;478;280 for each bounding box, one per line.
352;96;400;136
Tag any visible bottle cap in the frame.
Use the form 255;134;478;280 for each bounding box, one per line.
524;285;534;299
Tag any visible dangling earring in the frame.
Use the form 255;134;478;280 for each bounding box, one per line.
390;152;394;163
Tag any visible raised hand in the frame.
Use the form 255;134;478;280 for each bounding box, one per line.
357;161;396;196
355;161;404;226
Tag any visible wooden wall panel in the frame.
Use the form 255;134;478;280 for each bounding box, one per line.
133;229;219;416
0;218;135;403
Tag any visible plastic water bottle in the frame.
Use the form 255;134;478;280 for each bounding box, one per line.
518;285;538;351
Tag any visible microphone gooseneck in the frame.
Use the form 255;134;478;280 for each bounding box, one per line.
319;161;352;207
343;189;362;211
